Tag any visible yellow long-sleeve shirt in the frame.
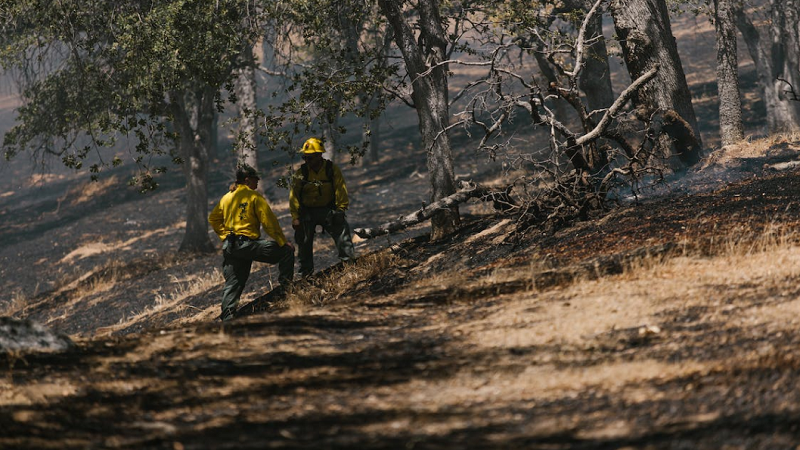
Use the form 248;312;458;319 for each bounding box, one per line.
289;160;350;220
208;185;288;247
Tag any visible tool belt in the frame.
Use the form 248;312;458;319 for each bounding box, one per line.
225;234;252;244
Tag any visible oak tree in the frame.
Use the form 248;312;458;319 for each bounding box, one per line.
1;0;265;253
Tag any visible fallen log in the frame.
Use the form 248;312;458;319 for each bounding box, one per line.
354;181;515;239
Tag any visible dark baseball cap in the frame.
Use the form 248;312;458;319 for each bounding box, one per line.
235;164;260;182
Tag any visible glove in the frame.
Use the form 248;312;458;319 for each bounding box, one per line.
331;209;346;226
325;209;346;228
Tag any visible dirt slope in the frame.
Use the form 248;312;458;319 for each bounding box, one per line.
2;137;800;449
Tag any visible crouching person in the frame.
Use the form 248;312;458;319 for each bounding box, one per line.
209;164;294;321
290;137;355;278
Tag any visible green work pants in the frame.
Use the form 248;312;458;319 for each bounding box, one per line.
221;237;294;321
294;206;355;277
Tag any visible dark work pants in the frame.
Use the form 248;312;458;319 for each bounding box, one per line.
221;238;294;321
294;206;355;277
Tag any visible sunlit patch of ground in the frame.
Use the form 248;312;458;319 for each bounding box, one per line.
58;226;177;264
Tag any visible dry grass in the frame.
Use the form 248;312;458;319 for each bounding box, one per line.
356;219;800;323
58;225;179;265
433;228;800;417
7;253;212;334
281;250;400;313
151;270;222;311
93;268;222;336
69;176;119;205
1;290;29;317
702;132;800;168
7;179;800;448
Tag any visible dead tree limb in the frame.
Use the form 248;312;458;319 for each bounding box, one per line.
778;77;800;101
578;64;659;145
354;181;515;239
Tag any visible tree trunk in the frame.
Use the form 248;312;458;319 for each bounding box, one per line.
362;30;392;165
714;0;744;146
608;0;702;166
772;0;800;112
368;109;381;163
563;0;615;113
321;113;340;162
234;44;259;173
210;111;219;161
532;49;573;123
567;0;616;171
735;4;800;133
361;92;382;164
378;0;460;240
173;87;216;254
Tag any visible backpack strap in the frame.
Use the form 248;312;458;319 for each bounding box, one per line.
301;163;308;180
326;160;335;208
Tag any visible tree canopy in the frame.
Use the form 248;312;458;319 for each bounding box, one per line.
2;0;258;183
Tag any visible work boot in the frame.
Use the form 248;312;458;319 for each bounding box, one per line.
298;271;313;281
269;284;290;298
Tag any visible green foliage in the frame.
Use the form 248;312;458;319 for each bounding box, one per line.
1;0;260;189
258;0;396;162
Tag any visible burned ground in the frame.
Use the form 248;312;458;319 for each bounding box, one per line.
3;138;800;449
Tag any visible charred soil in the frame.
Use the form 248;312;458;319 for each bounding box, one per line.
3;138;800;449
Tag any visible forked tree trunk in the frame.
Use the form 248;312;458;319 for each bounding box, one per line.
532;49;573;123
172;87;216;254
608;0;702;166
714;0;744;146
378;0;460;240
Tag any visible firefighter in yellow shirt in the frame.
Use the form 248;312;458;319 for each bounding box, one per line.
209;164;294;321
290;138;355;278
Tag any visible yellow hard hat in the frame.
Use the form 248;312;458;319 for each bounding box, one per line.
300;137;325;154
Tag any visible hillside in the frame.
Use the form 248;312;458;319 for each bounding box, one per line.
3;135;800;448
5;8;800;448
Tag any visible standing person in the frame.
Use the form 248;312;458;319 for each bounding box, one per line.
209;164;294;321
290;137;355;278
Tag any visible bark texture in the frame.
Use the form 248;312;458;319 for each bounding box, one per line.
378;0;460;240
714;0;744;146
233;43;261;196
363;31;393;164
234;44;259;173
563;0;615;114
608;0;702;166
173;87;216;254
734;1;800;133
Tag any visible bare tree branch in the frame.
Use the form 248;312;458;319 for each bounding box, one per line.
565;0;606;79
256;66;288;77
577;64;659;145
778;77;800;101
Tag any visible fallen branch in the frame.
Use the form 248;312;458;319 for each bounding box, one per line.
354;181;515;239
